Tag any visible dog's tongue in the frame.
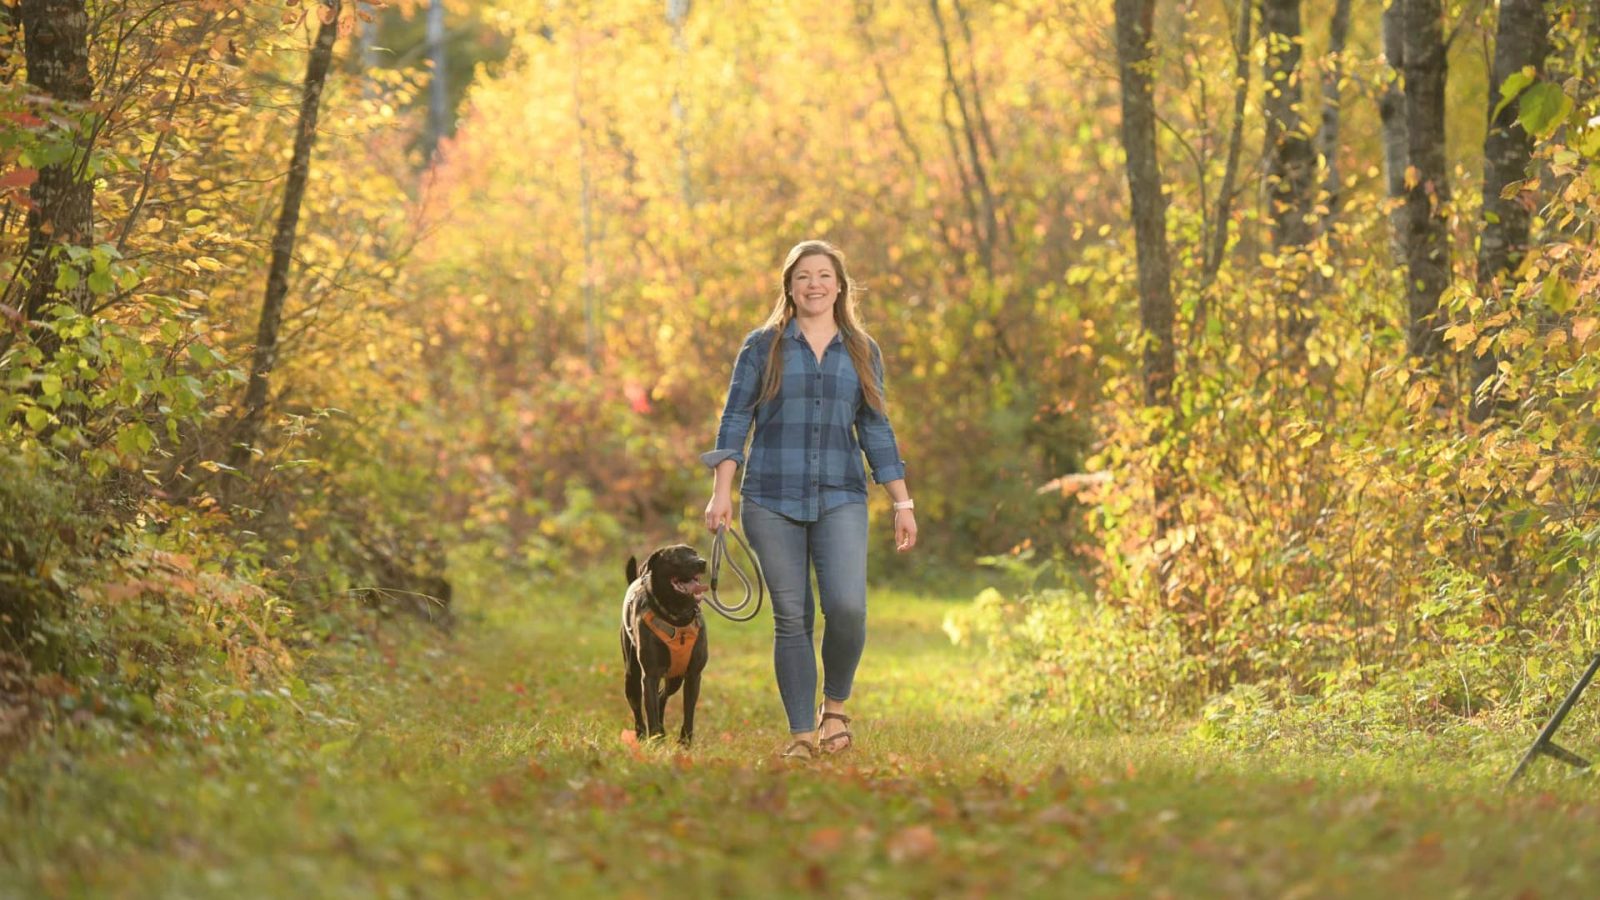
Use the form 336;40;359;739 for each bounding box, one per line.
677;575;709;597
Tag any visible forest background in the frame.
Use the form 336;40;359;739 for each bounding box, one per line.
2;0;1599;760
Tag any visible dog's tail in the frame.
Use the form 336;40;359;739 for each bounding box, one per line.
626;556;638;585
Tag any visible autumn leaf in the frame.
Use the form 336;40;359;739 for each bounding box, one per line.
885;824;939;863
1442;322;1477;350
1526;463;1555;492
0;167;39;191
804;827;847;856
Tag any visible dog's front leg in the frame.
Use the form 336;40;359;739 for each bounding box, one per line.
641;672;665;741
624;661;645;737
678;671;701;747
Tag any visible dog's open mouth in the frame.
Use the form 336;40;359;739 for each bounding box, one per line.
672;572;709;598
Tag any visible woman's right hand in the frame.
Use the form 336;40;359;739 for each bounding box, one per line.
704;493;733;533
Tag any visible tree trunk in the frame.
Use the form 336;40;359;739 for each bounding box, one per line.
1260;0;1316;354
229;1;342;474
1202;0;1253;288
667;0;694;206
15;0;93;326
1261;0;1314;250
424;0;448;160
1471;0;1550;421
1115;0;1188;663
0;6;19;83
1317;0;1353;220
1114;0;1175;408
1402;0;1450;362
1379;1;1409;260
930;0;1001;275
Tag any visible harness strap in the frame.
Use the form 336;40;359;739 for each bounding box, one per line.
641;609;700;678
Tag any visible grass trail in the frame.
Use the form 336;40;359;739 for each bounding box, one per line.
4;572;1600;897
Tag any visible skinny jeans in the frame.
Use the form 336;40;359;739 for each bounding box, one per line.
740;500;868;734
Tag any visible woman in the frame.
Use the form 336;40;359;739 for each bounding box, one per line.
702;239;917;761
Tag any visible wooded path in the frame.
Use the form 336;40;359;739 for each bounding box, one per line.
4;576;1598;897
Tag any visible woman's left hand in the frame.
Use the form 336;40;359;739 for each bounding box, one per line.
894;509;917;552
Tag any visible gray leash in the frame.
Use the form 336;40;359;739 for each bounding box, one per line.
705;524;764;622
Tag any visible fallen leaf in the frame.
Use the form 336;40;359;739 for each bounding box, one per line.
804;827;846;856
885;824;938;863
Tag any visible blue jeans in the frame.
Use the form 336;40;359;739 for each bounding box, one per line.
741;500;869;734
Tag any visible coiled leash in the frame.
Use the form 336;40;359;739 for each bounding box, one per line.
704;524;764;622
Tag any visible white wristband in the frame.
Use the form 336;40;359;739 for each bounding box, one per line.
892;499;915;511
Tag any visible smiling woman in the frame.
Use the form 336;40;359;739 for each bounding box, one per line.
701;239;917;762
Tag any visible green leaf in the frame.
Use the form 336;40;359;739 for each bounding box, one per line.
115;423;155;457
1492;67;1536;121
187;342;218;369
316;738;354;760
25;408;49;431
1518;82;1574;139
87;268;114;295
1544;277;1575;315
54;265;80;291
40;373;61;396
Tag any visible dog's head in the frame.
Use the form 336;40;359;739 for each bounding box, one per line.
634;544;708;610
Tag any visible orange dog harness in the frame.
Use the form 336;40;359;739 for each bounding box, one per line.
641;610;701;678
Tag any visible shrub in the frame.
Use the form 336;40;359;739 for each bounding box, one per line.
944;579;1195;730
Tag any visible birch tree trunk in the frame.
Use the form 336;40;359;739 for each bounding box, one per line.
425;0;448;160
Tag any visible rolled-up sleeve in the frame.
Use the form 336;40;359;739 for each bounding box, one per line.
855;341;906;483
701;330;765;470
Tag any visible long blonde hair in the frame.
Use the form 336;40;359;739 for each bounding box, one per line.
755;240;886;414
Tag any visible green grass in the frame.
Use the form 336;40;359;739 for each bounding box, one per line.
4;571;1600;897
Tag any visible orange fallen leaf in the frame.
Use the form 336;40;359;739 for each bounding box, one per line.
885;824;938;863
804;827;846;856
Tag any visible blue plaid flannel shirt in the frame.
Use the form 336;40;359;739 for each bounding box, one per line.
701;320;906;522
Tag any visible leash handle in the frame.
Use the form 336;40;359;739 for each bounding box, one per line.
706;524;764;623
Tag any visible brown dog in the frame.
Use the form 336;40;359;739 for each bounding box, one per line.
620;545;709;745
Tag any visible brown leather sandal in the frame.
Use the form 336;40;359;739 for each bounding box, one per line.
780;738;818;762
817;710;853;754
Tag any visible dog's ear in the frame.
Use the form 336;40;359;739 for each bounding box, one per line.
626;556;638;585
